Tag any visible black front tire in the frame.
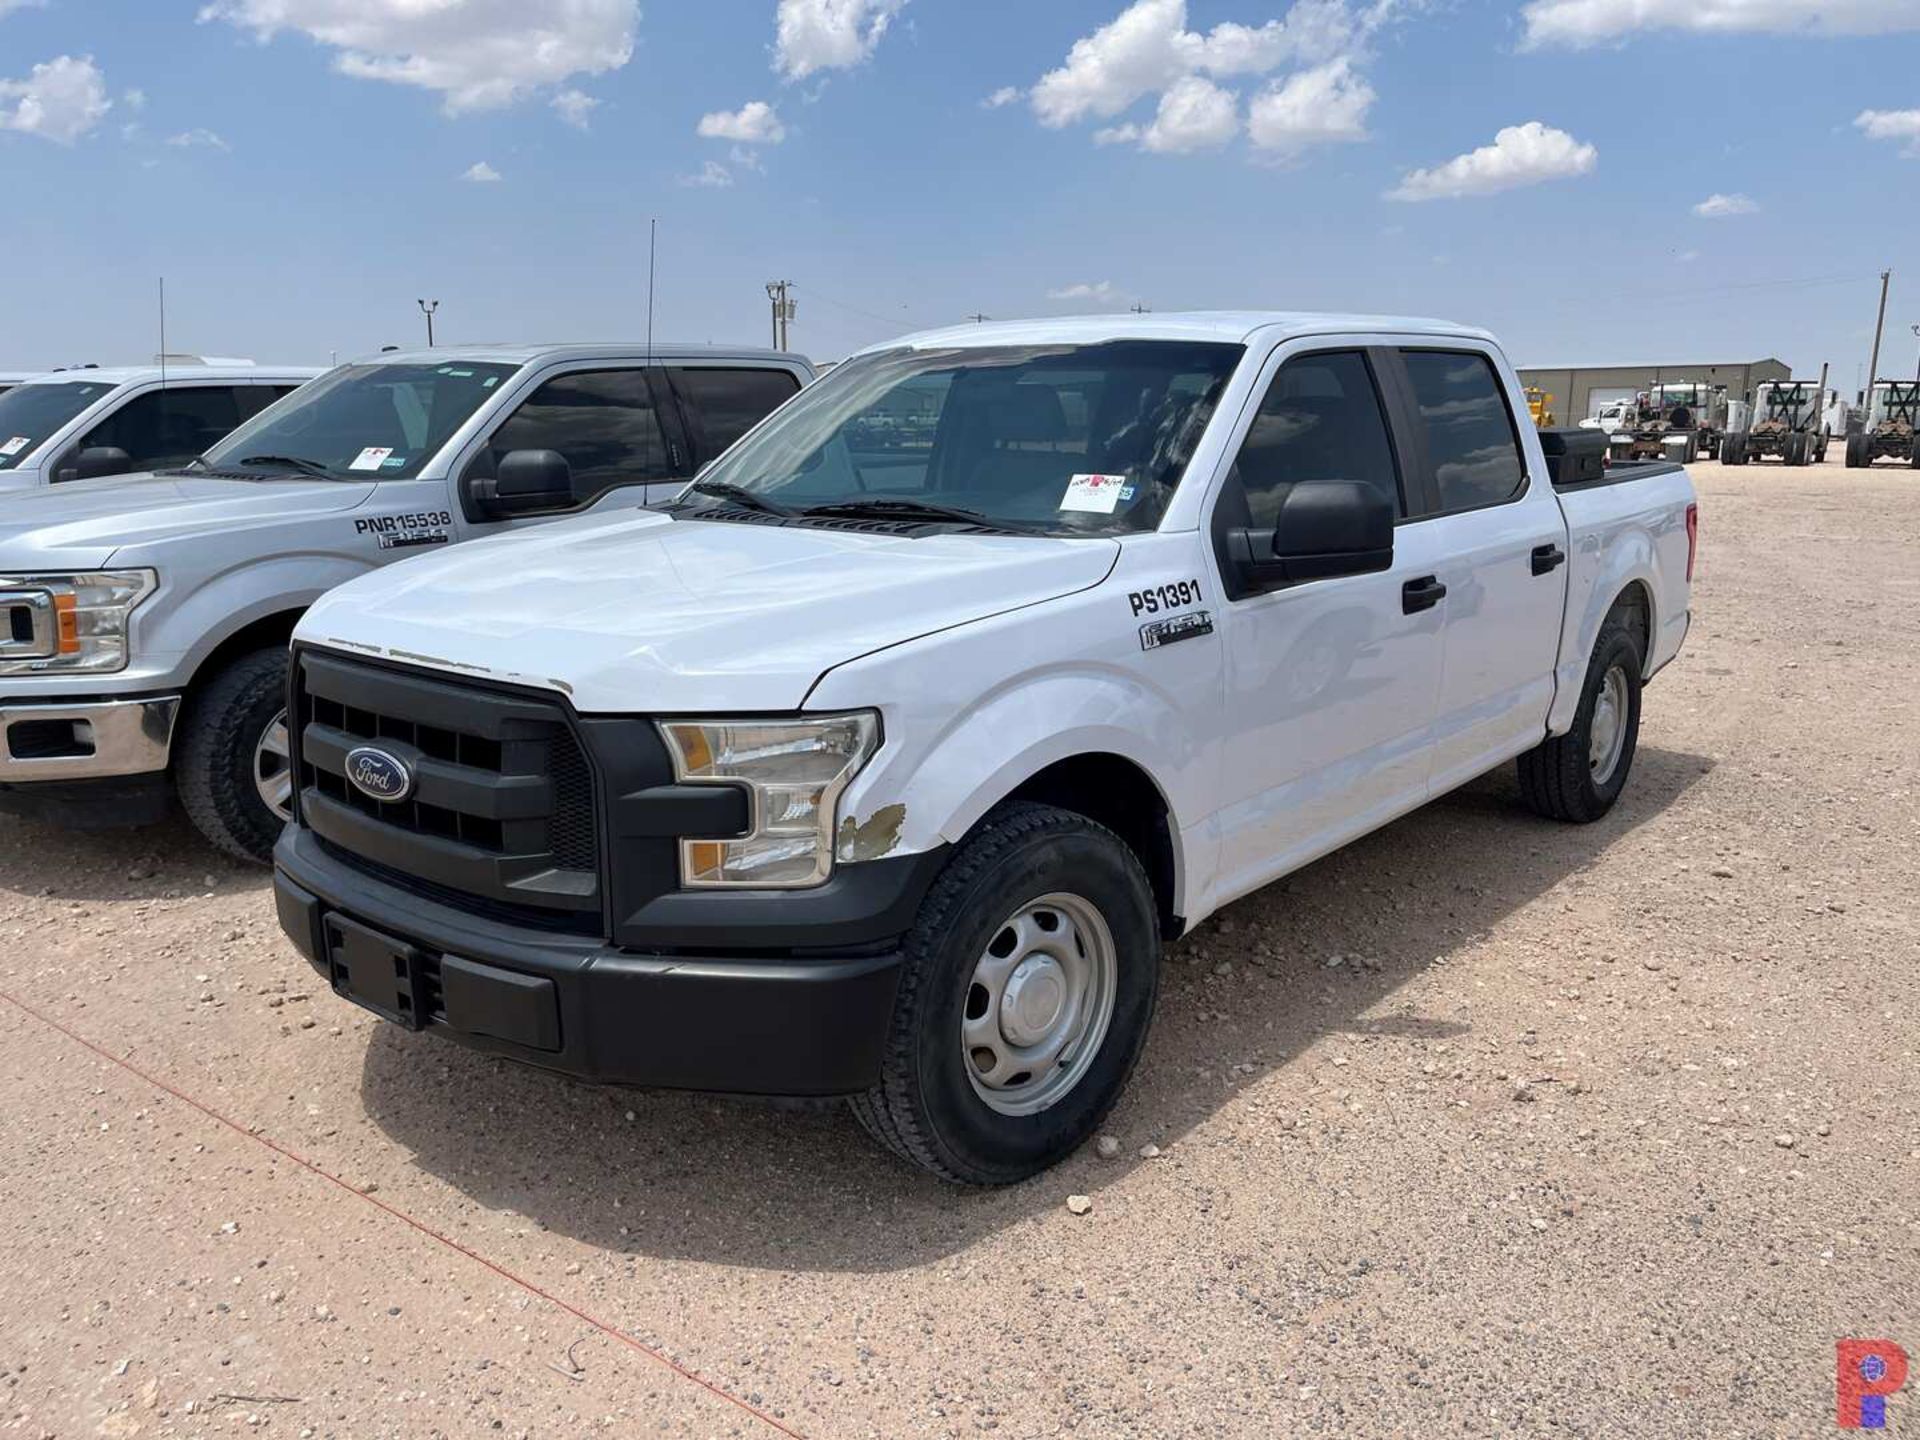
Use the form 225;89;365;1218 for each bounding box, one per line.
1516;621;1644;824
1722;436;1747;466
1846;433;1869;469
175;648;292;864
851;802;1160;1185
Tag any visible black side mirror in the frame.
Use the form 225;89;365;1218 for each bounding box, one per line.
1228;480;1393;594
471;449;573;517
65;445;133;482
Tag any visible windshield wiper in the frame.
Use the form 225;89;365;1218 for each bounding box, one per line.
799;498;1038;534
235;454;336;479
685;479;795;515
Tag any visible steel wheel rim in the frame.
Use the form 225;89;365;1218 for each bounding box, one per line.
962;892;1118;1117
1588;666;1628;785
254;709;293;821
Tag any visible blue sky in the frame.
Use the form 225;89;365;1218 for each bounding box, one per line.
2;0;1917;389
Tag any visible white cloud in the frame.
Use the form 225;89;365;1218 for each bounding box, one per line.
1097;74;1240;151
697;100;786;144
551;87;598;129
167;127;232;150
679;159;734;188
774;0;906;81
1857;107;1920;156
0;54;111;144
1247;56;1373;158
123;87;148;111
1693;191;1758;217
199;0;639;113
1047;280;1126;304
1029;0;1397;158
1387;120;1596;201
460;159;502;182
0;0;48;14
1521;0;1920;47
982;84;1021;109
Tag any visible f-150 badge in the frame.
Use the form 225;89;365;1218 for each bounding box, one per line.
1140;610;1214;650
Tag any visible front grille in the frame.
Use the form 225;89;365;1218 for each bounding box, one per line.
292;649;602;932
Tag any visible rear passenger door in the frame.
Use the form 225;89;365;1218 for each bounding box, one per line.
1385;347;1567;794
1209;344;1449;897
664;364;802;493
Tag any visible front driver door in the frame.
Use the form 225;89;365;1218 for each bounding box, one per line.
1207;344;1447;905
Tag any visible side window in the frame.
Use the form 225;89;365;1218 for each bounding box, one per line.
669;367;800;461
79;385;244;473
480;368;672;507
1400;350;1527;512
1227;351;1402;529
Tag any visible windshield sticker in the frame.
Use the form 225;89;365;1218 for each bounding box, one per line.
481;376;501;388
436;367;475;377
356;509;453;551
1060;473;1126;514
379;455;407;470
349;446;395;472
0;436;30;456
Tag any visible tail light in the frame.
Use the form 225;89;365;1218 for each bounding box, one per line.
1685;502;1698;582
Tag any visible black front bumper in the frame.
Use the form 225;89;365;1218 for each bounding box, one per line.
275;825;935;1096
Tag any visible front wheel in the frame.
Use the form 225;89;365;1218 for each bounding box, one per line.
851;802;1159;1184
175;647;294;864
1516;621;1644;824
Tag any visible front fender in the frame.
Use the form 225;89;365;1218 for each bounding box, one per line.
831;664;1208;919
161;552;382;686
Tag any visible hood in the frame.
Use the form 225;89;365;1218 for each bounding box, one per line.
298;509;1120;713
0;473;376;570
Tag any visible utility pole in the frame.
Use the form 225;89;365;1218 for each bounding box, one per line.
1911;323;1920;383
1864;269;1890;400
965;313;990;324
1129;302;1151;314
417;298;440;347
765;281;795;350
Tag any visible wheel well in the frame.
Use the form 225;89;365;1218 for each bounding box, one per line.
1608;581;1653;671
188;610;303;696
1003;753;1183;939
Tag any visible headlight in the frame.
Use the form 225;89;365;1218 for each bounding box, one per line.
0;571;156;675
660;713;879;888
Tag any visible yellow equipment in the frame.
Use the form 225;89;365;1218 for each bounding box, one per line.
1524;387;1556;428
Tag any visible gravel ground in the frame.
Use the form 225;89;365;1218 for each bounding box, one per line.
3;455;1916;1440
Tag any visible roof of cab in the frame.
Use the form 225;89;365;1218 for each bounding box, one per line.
855;310;1498;356
354;342;810;368
13;363;323;386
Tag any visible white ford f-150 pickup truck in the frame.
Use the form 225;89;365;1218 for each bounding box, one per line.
0;361;323;490
0;345;811;860
271;313;1697;1184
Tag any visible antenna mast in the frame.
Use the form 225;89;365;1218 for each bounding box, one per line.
646;218;657;366
158;277;167;389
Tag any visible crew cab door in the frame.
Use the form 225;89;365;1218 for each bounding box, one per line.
1382;346;1567;794
1206;343;1447;901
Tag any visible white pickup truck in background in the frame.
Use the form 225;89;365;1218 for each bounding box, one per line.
0;360;322;490
273;312;1697;1184
0;344;812;861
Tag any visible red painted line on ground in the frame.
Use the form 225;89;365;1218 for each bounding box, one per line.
0;987;809;1440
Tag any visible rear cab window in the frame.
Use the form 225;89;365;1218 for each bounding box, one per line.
1398;350;1527;514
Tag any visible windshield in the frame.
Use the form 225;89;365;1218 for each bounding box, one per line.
0;380;117;470
685;341;1244;535
200;361;521;479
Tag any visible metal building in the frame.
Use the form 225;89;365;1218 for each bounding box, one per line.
1516;359;1791;424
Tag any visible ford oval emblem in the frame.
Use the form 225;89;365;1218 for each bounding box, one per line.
345;745;414;803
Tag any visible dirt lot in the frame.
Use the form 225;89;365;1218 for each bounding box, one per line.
3;455;1917;1440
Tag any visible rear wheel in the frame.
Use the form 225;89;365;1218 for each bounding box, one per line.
1785;432;1809;467
1722;435;1747;466
1909;438;1920;469
1516;621;1643;824
1846;433;1870;469
176;648;293;864
851;802;1160;1184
